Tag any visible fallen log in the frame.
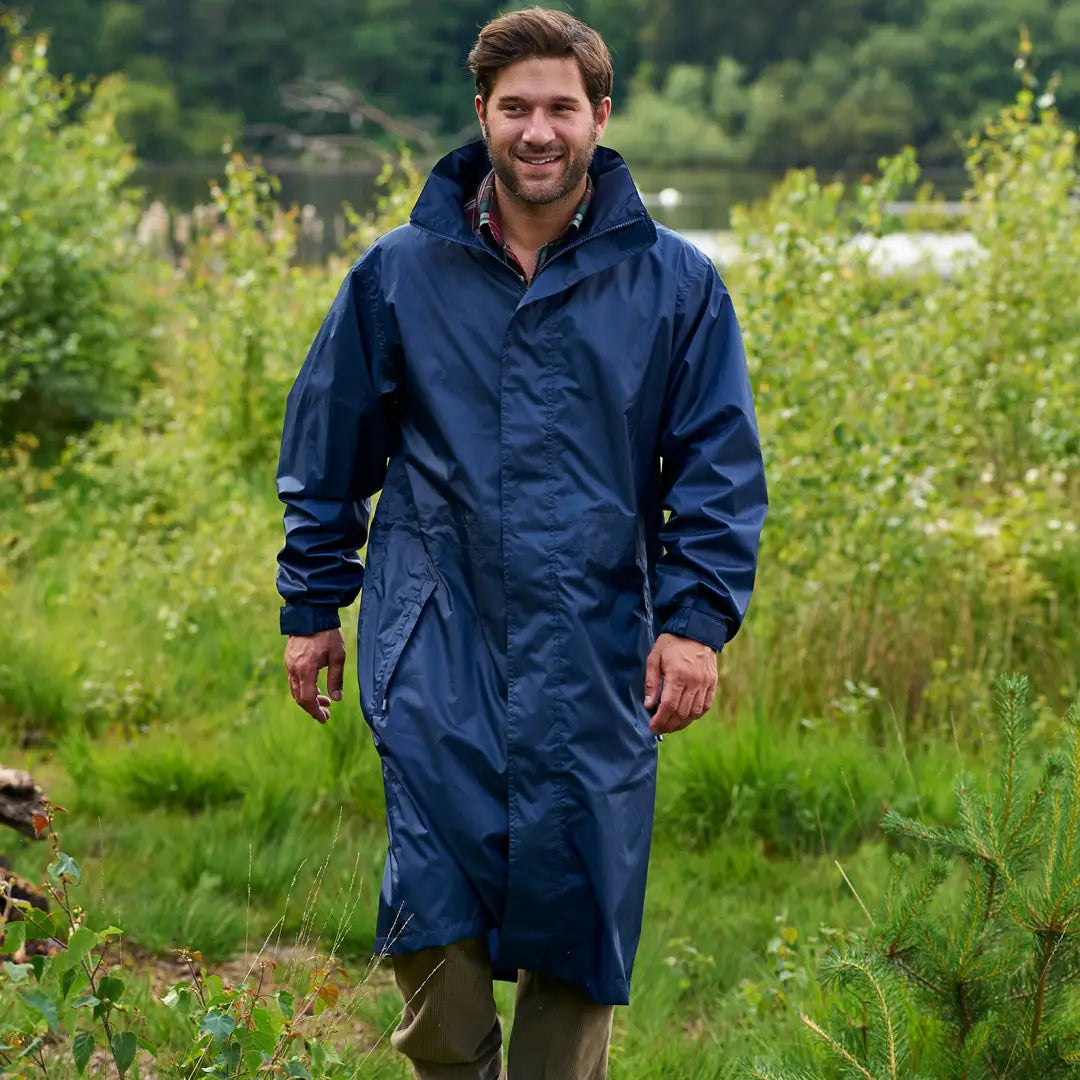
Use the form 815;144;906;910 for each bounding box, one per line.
0;766;46;839
0;766;54;958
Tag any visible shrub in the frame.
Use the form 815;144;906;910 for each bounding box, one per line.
752;676;1080;1080
726;87;1080;732
0;23;157;449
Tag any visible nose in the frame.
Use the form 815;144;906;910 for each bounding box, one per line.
522;107;556;147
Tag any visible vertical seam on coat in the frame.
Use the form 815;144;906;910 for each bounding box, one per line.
543;311;574;876
498;328;519;938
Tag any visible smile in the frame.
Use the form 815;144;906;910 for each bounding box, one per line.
518;155;562;166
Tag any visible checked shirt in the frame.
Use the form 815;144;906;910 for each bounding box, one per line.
465;168;594;282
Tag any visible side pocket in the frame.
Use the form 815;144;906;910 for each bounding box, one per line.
374;574;437;716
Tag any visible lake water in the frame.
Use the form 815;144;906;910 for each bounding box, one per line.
137;161;784;234
135;159;969;263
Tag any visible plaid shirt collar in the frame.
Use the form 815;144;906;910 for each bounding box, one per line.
464;168;594;280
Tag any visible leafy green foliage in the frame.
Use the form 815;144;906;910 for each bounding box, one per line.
0;22;157;447
0;808;142;1079
724;88;1080;730
19;0;1080;169
0;807;381;1078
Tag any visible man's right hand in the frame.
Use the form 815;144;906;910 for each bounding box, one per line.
284;629;346;724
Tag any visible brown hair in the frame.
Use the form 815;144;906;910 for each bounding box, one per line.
467;7;613;112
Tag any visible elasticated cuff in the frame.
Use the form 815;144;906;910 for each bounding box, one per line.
658;604;730;653
280;603;341;636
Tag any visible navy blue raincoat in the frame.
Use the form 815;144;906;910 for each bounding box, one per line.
276;141;767;1005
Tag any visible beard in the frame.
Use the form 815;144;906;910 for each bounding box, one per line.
484;131;596;206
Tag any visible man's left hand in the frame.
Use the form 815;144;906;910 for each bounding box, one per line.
643;633;718;735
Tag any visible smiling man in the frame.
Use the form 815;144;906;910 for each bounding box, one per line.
276;8;767;1078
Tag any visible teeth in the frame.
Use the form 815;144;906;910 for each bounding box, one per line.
522;156;558;164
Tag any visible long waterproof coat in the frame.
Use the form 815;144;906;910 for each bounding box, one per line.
276;141;767;1005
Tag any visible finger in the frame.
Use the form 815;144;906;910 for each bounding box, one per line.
327;643;345;703
307;699;330;724
703;682;717;715
295;668;328;723
674;684;695;725
651;679;684;734
643;648;662;709
649;700;677;735
688;686;708;721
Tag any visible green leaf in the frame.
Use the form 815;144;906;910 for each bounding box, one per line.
285;1060;311;1079
95;927;124;943
60;966;79;999
72;992;101;1009
53;925;95;974
218;1042;242;1068
275;989;295;1020
3;961;32;984
97;974;125;1004
73;1031;94;1075
48;853;82;886
200;1010;237;1042
111;1030;137;1077
19;906;53;941
248;1004;281;1054
22;988;60;1032
2;921;26;954
29;954;46;981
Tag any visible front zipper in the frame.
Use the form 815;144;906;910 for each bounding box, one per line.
530;216;646;282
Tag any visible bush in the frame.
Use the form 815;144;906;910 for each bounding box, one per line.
725;88;1080;732
0;23;157;449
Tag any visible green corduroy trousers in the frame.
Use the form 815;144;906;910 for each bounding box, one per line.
391;937;614;1080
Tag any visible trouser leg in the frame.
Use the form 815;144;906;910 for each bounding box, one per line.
391;937;504;1080
506;969;614;1080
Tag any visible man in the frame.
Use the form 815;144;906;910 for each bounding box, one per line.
276;8;767;1078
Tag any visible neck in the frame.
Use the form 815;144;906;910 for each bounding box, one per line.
493;175;586;252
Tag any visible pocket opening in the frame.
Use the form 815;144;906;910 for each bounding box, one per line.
375;575;437;715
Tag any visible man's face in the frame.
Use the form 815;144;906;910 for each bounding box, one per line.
475;57;611;207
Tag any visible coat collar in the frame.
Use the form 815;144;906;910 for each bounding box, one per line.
409;140;657;302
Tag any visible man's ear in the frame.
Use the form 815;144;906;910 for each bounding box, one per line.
594;96;612;141
474;94;487;137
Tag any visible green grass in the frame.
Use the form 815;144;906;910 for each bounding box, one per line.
4;689;971;1078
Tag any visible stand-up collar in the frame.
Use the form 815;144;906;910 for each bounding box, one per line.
410;140;654;247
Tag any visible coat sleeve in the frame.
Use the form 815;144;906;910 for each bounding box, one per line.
653;256;768;652
275;252;397;636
